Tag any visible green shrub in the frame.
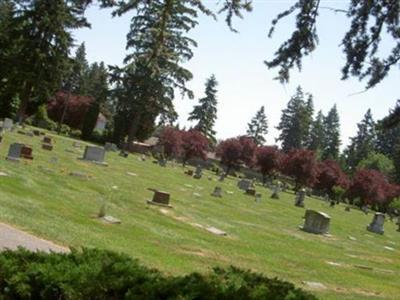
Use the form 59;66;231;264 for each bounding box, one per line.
0;248;317;300
25;105;57;130
332;185;346;202
59;124;71;135
69;129;82;138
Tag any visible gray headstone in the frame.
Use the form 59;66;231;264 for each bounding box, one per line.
3;118;13;130
301;210;331;234
104;142;118;152
367;212;385;234
211;186;223;197
255;193;262;203
193;165;202;179
82;146;106;165
295;189;306;207
271;185;280;199
6;143;24;161
218;174;225;182
237;179;252;191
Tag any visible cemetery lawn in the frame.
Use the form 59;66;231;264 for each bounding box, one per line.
0;128;399;300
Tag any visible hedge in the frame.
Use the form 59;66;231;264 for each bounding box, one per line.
0;248;317;299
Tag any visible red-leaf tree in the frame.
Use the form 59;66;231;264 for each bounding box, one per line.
216;136;257;175
255;146;282;183
180;130;209;166
158;127;182;159
346;169;389;207
314;160;349;197
47;91;93;129
239;135;257;167
281;149;318;190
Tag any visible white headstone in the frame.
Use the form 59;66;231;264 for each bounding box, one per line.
301;210;331;234
3;118;13;130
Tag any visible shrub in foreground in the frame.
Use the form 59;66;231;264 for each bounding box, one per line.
0;248;317;300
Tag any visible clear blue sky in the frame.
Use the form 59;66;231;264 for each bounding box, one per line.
74;1;399;149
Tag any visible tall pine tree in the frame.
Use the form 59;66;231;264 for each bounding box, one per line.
188;74;218;143
322;104;341;160
110;1;213;143
246;106;268;146
1;0;91;122
276;86;313;152
344;109;376;172
307;110;324;154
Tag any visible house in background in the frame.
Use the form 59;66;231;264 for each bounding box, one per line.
94;113;107;132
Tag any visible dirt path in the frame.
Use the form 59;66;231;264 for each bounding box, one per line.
0;223;69;253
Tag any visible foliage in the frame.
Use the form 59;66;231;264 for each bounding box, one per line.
314;160;349;198
216;138;243;175
343;109;376;172
47;92;93;129
188;74;218;144
332;185;346;202
266;1;400;90
276;87;313;152
0;248;316;300
321;105;341;160
346;169;397;207
255;146;281;183
239;135;257;167
158;126;182;159
180;130;209;165
25;105;57;131
307;110;324;154
358;152;395;179
247;106;268;146
0;0;91;121
281;149;318;190
81;62;109;140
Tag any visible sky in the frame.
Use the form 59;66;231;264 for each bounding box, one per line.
73;1;399;149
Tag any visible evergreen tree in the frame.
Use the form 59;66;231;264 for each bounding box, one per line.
276;86;312;152
1;0;91;122
344;109;376;172
307;110;324;154
81;62;109;139
71;43;90;95
246;106;268;146
188;75;218;143
110;1;212;143
321;104;341;160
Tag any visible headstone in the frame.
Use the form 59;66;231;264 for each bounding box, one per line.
158;159;167;167
330;200;336;207
237;179;252;191
101;215;121;224
104;142;114;151
3;118;13;130
270;185;280;199
69;171;90;179
21;145;33;159
295;189;306;207
367;212;385;235
245;188;256;196
255;193;262;203
72;141;82;148
140;154;146;161
301;210;331;234
42;136;52;144
42;143;53;151
361;205;369;215
211;186;223;198
81;146;107;166
26;131;34;137
345;206;351;212
33;129;40;136
218;173;225;182
6;143;23;161
147;189;172;207
119;150;129;158
185;170;194;176
193;165;202;179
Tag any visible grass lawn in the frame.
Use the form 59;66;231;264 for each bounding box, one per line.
0;127;399;299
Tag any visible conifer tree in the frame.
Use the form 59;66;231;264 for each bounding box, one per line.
344;109;377;172
246;106;268;146
307;110;324;154
276;86;312;152
321;104;341;160
110;0;213;143
82;62;109;139
188;75;218;143
2;0;91;122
